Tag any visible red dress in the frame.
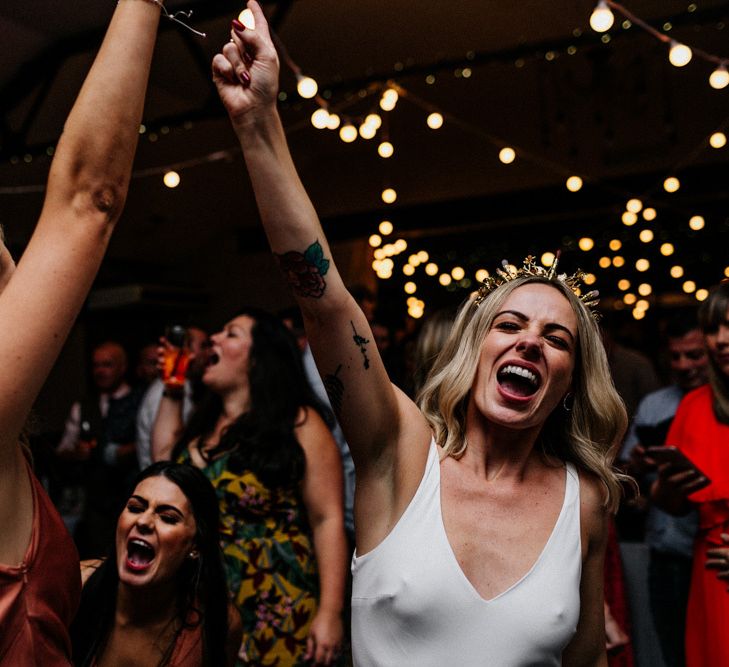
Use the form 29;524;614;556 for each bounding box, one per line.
0;459;81;665
668;385;729;667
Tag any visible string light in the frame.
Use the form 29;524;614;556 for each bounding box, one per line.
710;132;727;149
380;88;399;112
584;273;597;285
475;269;490;281
660;243;674;256
326;113;341;130
311;108;330;129
417;250;429;262
609;239;622;251
378;141;394;158
404;282;417;294
635;258;650;272
599;257;611;268
394;239;407;252
451;266;465;280
425;263;439;276
624;293;637;305
499;147;516;164
626;198;643;213
296;74;319;99
365;114;383;130
359;123;377;140
696;288;709;301
635;299;650;311
339;124;357;143
439;274;452;286
689;215;705;231
381;188;397;204
540;252;555;267
638;283;652;296
709;64;729;90
622;211;637;226
642;208;657;221
427;113;444;129
618;279;631;291
639;229;654;243
633;308;646;321
565;176;583;192
163;171;180;188
403;264;415;276
670;265;684;278
683;280;696;293
578;237;594;251
589;1;614;32
725;267;729;278
663;177;680;193
668;41;692;68
379;220;393;235
613;256;626;268
368;234;382;247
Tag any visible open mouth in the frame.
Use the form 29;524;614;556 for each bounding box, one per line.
126;538;156;572
207;352;220;366
497;363;540;398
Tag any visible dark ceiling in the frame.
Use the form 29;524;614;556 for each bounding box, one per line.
1;0;728;316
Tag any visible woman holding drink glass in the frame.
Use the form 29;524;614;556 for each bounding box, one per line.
0;0;162;662
152;308;347;666
212;4;628;664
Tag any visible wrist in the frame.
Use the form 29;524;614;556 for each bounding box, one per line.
232;104;282;142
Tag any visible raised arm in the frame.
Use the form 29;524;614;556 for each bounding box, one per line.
0;0;161;553
213;3;431;540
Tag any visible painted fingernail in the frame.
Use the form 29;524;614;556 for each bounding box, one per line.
232;19;245;32
240;71;251;87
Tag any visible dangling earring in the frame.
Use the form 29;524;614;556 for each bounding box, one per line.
562;393;574;412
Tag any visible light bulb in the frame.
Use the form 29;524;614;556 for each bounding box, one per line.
451;266;465;280
635;258;650;272
425;263;439;276
417;251;429;262
382;188;397;204
403;264;415;276
683;280;696;294
499;147;516;164
668;41;692;67
541;252;555;267
609;239;622;251
379;220;393;235
359;123;377;140
365;113;383;130
296;75;318;99
613;256;625;268
311;108;329;129
618;279;630;291
404;282;417;294
380;89;399;111
639;229;654;243
566;175;583;192
660;243;674;256
368;234;382;248
394;239;407;252
590;1;615;32
696;288;709;301
599;257;611;268
439;274;452;286
642;207;657;221
709;64;729;89
622;211;637;226
163;171;180;188
339;124;357;143
663;177;680;193
427;113;444;130
710;132;727;149
626;198;643;213
670;265;684;278
326;113;341;130
638;283;652;296
378;141;394;158
578;237;594;251
475;269;489;281
633;308;646;321
584;273;597;285
689;215;705;230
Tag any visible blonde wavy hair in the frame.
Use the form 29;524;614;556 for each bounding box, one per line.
418;275;629;512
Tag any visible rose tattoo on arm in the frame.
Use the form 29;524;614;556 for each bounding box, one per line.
276;240;330;299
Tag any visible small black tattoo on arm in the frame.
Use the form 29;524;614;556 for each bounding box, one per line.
275;240;330;299
323;364;344;418
351;321;370;369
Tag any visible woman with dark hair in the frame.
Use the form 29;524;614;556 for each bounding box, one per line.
152;308;347;666
72;462;241;666
652;282;729;667
0;1;162;663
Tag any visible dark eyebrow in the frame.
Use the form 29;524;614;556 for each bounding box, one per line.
494;309;576;342
129;495;184;519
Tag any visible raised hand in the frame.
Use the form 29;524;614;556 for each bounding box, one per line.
212;1;280;127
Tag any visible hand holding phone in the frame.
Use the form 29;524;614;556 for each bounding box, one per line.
646;446;711;492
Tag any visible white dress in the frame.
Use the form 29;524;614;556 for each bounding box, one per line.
351;440;582;666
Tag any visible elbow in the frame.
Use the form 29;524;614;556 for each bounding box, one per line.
72;181;127;225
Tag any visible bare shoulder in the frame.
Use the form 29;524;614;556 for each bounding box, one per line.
294;406;335;454
576;469;610;553
80;558;104;586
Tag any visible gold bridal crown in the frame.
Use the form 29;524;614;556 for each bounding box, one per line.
474;253;600;318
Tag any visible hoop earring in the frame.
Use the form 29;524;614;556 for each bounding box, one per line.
562;393;573;412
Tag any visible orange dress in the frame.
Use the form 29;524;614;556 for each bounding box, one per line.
668;385;729;667
0;459;81;665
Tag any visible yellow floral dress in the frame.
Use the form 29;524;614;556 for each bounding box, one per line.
180;449;318;665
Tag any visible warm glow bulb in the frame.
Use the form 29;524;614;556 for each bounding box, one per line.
365;114;383;130
403;264;415;276
613;256;625;268
599;257;611;269
664;177;680;193
668;41;692;67
541;252;555;267
683;280;696;293
633;308;646;321
622;211;638;226
578;237;594;251
439;274;452;286
380;89;399;111
710;132;727;149
626;198;643;213
368;234;382;248
311;108;329;129
379;220;393;235
359;123;377;140
660;243;674;256
475;269;489;282
642;208;657;221
238;8;255;29
689;215;705;231
639;229;654;243
624;293;637;305
425;263;439;276
296;75;318;99
670;265;684;278
417;251;429;262
382;188;397;204
339;124;357;143
499;147;516;164
635;258;650;272
590;1;615;32
378;141;394;158
427;113;444;130
584;273;597;285
696;289;709;301
451;266;465;281
326;113;341;130
725;267;729;278
404;282;417;294
636;299;650;311
709;64;729;89
373;249;385;260
609;239;622;251
566;175;583;192
394;239;407;252
618;279;631;291
638;283;652;296
163;171;180;188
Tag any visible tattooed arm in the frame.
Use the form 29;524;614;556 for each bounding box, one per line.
213;2;431;551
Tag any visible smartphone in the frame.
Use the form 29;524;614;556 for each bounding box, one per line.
635;418;673;448
644;446;711;490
